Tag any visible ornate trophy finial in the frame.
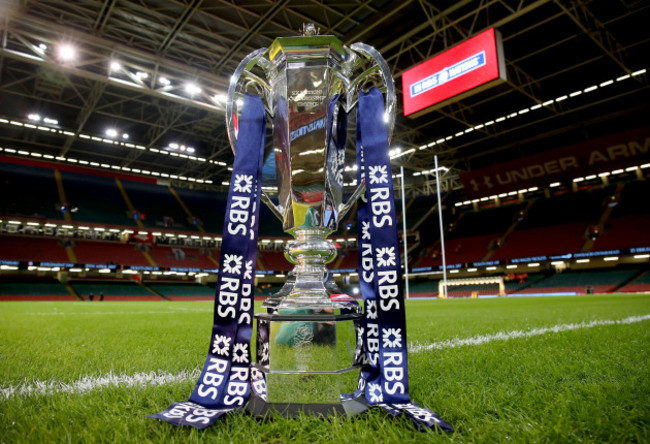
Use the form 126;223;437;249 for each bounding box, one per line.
301;23;319;36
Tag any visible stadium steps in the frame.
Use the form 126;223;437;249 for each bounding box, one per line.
169;185;205;232
115;178;144;228
107;176;158;267
64;283;83;301
208;254;219;267
613;269;647;292
141;250;158;267
64;243;78;263
331;254;344;270
141;283;168;300
506;274;547;294
482;200;535;261
53;169;72;222
581;183;625;252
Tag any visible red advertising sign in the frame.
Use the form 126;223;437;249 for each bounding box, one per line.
460;126;650;198
402;28;507;118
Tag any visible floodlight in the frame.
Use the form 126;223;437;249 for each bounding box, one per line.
185;82;202;95
57;44;76;61
105;128;118;138
109;61;121;71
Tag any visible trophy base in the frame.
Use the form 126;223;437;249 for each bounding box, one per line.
246;391;369;418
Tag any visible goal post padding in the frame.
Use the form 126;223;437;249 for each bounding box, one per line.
438;276;506;299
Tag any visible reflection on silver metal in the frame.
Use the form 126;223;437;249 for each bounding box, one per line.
226;25;395;417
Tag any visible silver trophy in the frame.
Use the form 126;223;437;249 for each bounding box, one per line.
226;24;395;416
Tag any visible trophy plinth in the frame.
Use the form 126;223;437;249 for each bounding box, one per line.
250;227;365;416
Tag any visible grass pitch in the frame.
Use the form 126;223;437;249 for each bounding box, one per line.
1;294;649;443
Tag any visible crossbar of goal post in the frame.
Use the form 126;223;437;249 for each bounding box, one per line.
438;276;506;299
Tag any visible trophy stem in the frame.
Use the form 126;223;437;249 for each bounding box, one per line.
278;228;337;309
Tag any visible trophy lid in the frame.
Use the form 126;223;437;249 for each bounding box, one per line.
268;24;345;61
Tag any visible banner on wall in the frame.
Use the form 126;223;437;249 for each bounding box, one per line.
459;126;650;198
402;28;507;118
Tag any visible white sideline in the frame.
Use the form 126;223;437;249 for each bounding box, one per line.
0;369;200;400
2;314;648;400
408;314;650;353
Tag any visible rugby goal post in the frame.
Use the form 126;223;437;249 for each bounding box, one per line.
438;276;506;299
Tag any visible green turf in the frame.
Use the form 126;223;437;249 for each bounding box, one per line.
0;294;648;443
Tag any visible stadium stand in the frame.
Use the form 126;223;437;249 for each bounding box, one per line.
335;249;359;270
168;186;228;233
120;179;188;230
74;240;152;267
1;158;648;301
259;251;291;272
70;280;161;301
0;162;61;220
147;282;215;300
514;269;640;295
490;222;587;260
147;245;218;269
0;277;76;301
417;233;497;267
60;170;134;226
618;271;650;293
0;235;71;263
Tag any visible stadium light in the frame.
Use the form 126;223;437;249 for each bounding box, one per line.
109;61;121;72
57;44;76;61
185;82;202;96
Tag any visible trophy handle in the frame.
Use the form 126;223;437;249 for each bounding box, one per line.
337;43;394;220
226;47;285;222
347;42;396;141
226;47;272;153
338;178;366;221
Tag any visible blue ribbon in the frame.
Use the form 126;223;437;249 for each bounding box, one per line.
355;88;452;431
149;93;265;428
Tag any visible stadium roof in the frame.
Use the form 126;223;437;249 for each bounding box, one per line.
0;0;648;195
